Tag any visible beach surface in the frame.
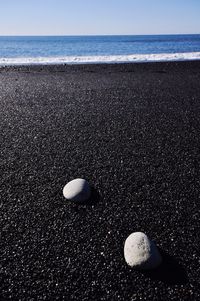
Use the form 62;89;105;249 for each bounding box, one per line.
0;61;200;300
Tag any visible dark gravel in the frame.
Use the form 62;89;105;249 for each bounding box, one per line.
0;61;200;300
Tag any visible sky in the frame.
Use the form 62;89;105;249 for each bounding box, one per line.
0;0;199;35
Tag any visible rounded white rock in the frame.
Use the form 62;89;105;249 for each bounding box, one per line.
124;232;162;270
63;178;91;202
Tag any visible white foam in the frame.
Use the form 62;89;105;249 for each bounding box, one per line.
0;52;200;66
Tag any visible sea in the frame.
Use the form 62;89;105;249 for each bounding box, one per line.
0;34;200;65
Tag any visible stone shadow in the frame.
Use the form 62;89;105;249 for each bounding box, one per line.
142;249;188;285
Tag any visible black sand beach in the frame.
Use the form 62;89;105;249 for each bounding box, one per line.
0;61;200;300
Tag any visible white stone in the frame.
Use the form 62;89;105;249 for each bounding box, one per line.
124;232;162;269
63;178;91;202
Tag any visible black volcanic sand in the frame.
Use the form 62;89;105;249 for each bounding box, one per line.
0;61;200;300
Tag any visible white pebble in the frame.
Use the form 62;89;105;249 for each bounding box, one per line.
63;178;91;202
124;232;162;269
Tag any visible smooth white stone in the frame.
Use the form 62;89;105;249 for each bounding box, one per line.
124;232;162;269
63;178;91;202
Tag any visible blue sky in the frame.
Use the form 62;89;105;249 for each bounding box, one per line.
0;0;199;35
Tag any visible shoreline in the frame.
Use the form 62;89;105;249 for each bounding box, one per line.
0;58;200;71
1;51;200;66
0;60;200;300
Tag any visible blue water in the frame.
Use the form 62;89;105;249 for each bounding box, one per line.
0;35;200;64
0;35;200;58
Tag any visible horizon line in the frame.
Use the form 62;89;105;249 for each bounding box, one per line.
0;33;200;37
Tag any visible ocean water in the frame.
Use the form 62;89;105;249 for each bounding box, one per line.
0;35;200;65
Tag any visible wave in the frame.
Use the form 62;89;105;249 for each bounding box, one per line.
0;52;200;65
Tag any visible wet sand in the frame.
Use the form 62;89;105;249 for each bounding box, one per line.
0;61;200;300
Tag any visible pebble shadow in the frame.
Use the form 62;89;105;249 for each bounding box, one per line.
73;186;100;209
85;186;101;206
142;249;188;285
